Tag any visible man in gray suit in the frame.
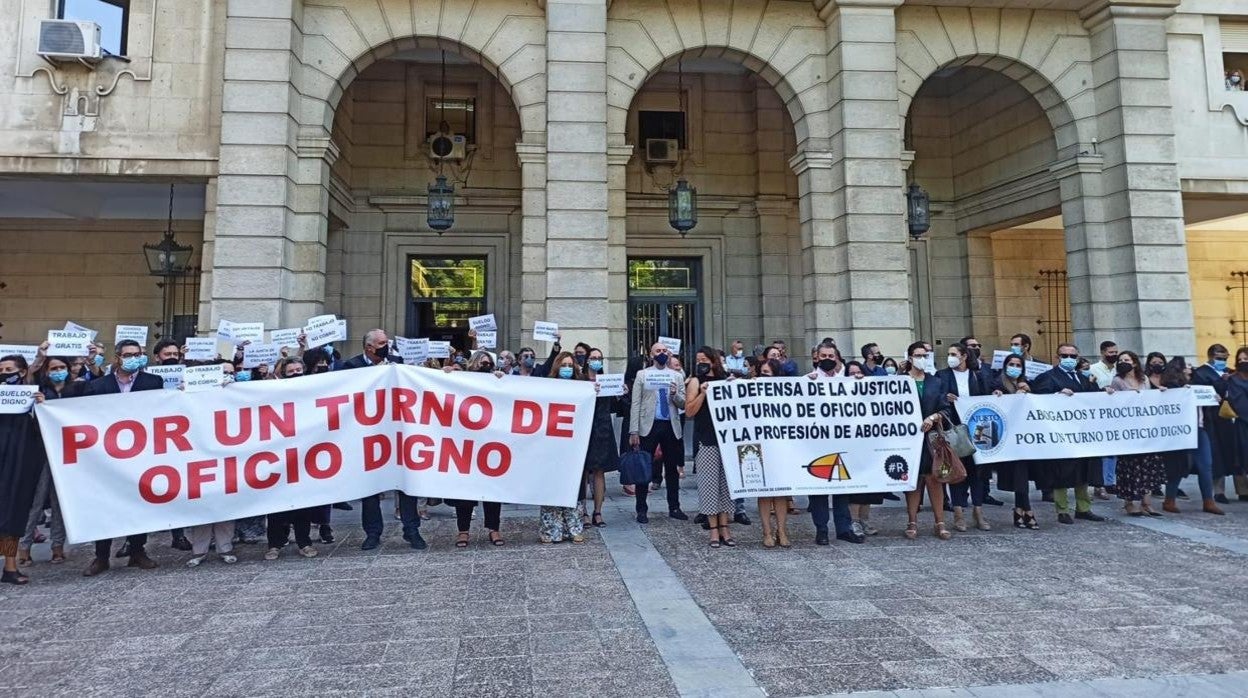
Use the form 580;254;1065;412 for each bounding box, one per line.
629;342;688;523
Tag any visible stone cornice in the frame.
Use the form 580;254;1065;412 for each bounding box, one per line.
607;144;634;167
1080;0;1179;29
514;141;546;165
788;149;836;176
1049;153;1105;180
813;0;903;21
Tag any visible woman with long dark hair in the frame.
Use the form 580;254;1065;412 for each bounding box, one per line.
753;359;792;547
1111;351;1166;516
992;354;1039;529
582;347;622;527
1159;358;1221;514
685;346;735;548
536;351;586;544
0;355;45;584
16;355;83;566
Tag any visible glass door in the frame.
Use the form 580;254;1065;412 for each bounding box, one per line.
627;258;702;368
405;256;486;353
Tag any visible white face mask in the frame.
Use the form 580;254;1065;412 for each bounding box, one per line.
947;355;961;369
1233;75;1243;84
911;356;926;371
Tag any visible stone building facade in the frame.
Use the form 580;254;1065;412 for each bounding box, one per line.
1;0;1247;363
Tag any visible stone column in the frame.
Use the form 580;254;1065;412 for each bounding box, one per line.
1067;1;1195;358
210;2;325;329
797;0;911;356
606;144;632;361
516;140;548;346
543;0;611;352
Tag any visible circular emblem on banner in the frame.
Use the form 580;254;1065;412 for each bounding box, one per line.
966;404;1006;457
884;454;909;482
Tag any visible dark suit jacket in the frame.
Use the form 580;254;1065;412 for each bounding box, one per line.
83;371;165;396
935;367;987;425
335;353;404;371
1032;366;1093;395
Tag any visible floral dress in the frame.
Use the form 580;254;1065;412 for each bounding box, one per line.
1111;376;1165;501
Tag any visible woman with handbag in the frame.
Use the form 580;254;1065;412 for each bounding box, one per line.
904;342;953;541
991;354;1040;529
938;343;992;532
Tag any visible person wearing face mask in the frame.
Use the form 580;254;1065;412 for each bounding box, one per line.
1158;358;1221;515
860;343;888;377
513;347;538;376
956;336;1005;508
724;340;749;378
991;354;1040;529
1192;344;1244;503
149;339;195;551
533;352;587;544
628;342;688;523
582;348;623;527
496;350;516;376
301;347;334;375
805;341;863;545
905;342;952;540
1227;69;1245;91
881;357;899;376
81;341;164;576
334;330;424;551
0;356;47;585
1222;349;1248;493
1031;343;1106;525
16;356;84;567
684;347;737;548
1088;341;1120;500
1108;351;1166;517
938;344;993;532
257;358;325;562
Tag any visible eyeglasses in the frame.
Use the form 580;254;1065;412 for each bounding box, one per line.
119;352;143;359
1059;353;1079;359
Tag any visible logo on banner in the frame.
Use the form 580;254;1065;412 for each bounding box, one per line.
966;404;1006;456
884;454;909;482
737;444;767;488
804;453;851;482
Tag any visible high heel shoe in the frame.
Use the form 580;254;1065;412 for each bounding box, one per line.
934;522;951;540
1013;510;1024;529
762;533;775;549
776;527;791;549
973;507;991;531
952;507;967;532
904;522;918;540
1;569;29;585
1023;512;1039;529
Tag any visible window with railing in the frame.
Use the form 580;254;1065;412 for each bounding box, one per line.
1033;269;1070;360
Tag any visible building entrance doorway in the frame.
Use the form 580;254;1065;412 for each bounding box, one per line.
627;258;702;367
405;256;486;351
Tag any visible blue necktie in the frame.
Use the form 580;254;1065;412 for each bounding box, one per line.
657;383;670;420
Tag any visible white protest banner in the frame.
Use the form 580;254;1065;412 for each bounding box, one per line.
954;389;1197;465
533;321;559;343
469;314;497;332
0;345;39;365
145;365;185;390
0;385;38;414
64;321;98;342
429;341;451;359
183;364;226;393
184;337;217;362
396;337;429;364
230;323;265;345
114;325;149;345
270;328;302;349
706;376;923;497
595;373;625;397
1191;384;1220;407
644;371;677;391
47;330;91;356
242;343;280;369
37;364;596;543
475;331;497;349
658;336;682;355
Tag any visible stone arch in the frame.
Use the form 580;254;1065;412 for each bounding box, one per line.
607;1;828;144
895;7;1095;157
296;1;546;135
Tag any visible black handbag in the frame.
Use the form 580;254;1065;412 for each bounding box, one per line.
618;449;653;486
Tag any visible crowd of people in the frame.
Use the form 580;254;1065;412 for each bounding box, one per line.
2;325;1247;587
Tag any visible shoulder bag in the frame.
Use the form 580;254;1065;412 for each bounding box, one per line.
927;430;967;485
618;449;653;486
938;414;977;458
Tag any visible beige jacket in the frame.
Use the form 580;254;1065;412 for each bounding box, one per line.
629;366;687;438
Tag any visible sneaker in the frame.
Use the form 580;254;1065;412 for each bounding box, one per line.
862;521;879;536
1214;494;1230;504
851;520;866;537
1176;488;1190;501
408;532;428;550
298;546;318;558
220;554;238;564
264;548;280;560
185;555;206;568
733;512;751;526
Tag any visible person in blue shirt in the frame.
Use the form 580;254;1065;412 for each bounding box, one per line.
860;343;888;377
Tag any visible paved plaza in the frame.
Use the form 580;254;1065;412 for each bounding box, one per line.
3;475;1248;697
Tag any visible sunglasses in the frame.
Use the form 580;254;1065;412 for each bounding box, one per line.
1059;353;1079;359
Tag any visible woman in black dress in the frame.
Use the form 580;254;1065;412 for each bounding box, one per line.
17;355;83;566
582;347;622;526
0;355;46;585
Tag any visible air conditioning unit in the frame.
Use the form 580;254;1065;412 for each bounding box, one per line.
427;132;467;161
645;138;680;164
38;20;102;61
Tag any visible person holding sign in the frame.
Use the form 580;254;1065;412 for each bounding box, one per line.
1031;343;1106;525
81;340;165;576
582;348;622;527
685;347;738;548
1159;359;1221;515
904;342;952;541
752;360;793;547
938;343;993;532
990;354;1040;530
16;356;85;567
0;355;46;585
805;342;863;546
537;353;588;544
261;357;322;562
628;343;689;523
334;330;425;551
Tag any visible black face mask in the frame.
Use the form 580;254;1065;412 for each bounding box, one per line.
574;354;586;366
1104;354;1118;366
1146;364;1163;375
695;363;711;377
2;372;21;385
160;358;180;366
872;353;884;364
314;364;330;374
373;345;390;360
478;364;494;373
817;358;837;373
1116;362;1133;377
1238;361;1248;374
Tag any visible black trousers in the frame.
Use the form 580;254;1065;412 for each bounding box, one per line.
266;510;314;548
453;500;501;532
95;534;146;561
636;420;683;513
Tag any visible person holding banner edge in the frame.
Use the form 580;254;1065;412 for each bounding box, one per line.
990;354;1040;530
0;355;46;585
82;340;165;577
1109;351;1166;517
1031;343;1106;525
17;355;84;567
538;352;587;544
806;341;864;545
686;346;736;548
334;330;426;552
629;342;688;524
905;342;952;541
938;343;992;532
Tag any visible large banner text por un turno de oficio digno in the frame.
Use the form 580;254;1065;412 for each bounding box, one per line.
36;365;595;543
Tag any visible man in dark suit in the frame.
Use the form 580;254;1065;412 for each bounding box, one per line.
83;340;166;576
334;329;425;551
1192;343;1245;503
1031;342;1105;525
